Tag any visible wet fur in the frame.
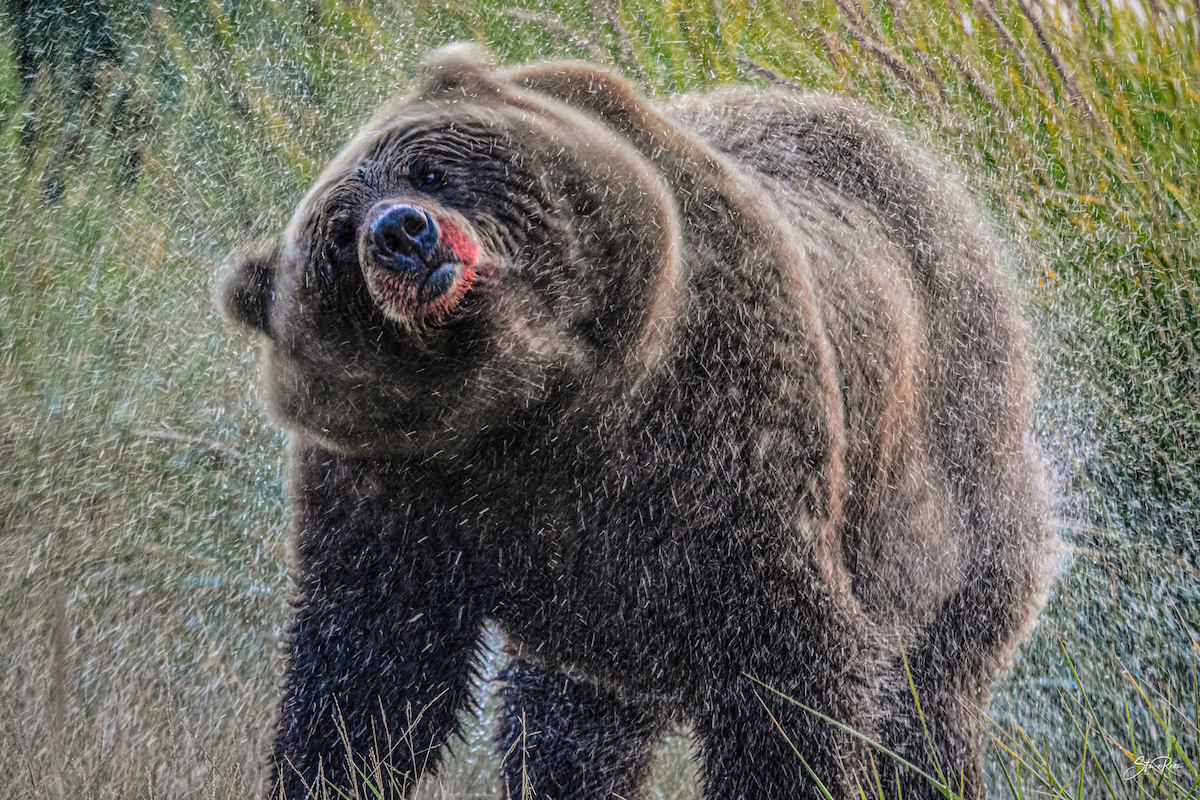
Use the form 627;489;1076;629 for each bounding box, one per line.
223;46;1056;800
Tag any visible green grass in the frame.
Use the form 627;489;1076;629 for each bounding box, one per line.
0;0;1196;797
758;644;1200;799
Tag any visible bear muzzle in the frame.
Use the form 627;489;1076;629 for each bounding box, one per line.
360;200;482;326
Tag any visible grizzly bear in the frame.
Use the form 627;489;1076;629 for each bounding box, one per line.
222;45;1055;800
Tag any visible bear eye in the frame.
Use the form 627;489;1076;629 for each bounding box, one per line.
409;162;446;192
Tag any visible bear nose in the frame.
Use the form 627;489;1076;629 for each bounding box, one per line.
368;202;439;269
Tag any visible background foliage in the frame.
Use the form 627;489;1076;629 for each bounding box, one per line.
1;0;1196;797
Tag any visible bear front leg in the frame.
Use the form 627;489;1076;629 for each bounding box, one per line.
496;660;665;800
268;449;487;800
269;580;483;799
696;677;869;800
693;582;877;800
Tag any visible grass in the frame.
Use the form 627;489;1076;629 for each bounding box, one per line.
757;644;1200;799
0;0;1196;797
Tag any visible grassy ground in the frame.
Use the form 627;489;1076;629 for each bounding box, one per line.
0;0;1196;797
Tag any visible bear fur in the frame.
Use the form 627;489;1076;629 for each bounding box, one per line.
222;45;1055;800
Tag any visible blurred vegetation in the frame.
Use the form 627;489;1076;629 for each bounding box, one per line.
0;0;1196;797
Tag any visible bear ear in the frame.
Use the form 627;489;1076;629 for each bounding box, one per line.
220;237;277;337
502;61;658;141
417;43;502;100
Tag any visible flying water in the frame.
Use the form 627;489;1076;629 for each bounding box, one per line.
0;1;1195;797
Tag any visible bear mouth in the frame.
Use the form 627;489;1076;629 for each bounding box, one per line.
365;257;479;326
361;214;484;327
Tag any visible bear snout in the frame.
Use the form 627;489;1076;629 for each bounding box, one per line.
367;202;439;272
358;201;484;326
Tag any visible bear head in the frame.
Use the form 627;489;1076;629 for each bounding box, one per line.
222;46;683;457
